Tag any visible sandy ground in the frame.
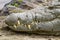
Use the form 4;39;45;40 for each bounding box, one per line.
0;16;60;40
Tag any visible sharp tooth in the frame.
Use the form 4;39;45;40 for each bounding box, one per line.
25;25;27;27
28;25;31;29
31;22;34;24
17;20;20;25
13;25;17;28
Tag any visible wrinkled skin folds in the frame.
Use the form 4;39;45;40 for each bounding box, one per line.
5;1;60;35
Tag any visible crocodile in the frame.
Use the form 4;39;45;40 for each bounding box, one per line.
5;0;60;35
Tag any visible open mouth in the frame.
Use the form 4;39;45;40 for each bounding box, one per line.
13;19;37;30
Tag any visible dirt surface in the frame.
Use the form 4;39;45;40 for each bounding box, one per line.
0;16;60;40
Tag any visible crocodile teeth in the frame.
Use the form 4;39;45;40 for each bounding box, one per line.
31;22;34;24
13;24;17;28
25;25;27;27
28;25;31;29
17;20;20;25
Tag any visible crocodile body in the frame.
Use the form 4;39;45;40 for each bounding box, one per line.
5;0;60;35
0;0;12;10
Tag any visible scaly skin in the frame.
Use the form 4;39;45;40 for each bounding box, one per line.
0;0;12;10
5;2;60;35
